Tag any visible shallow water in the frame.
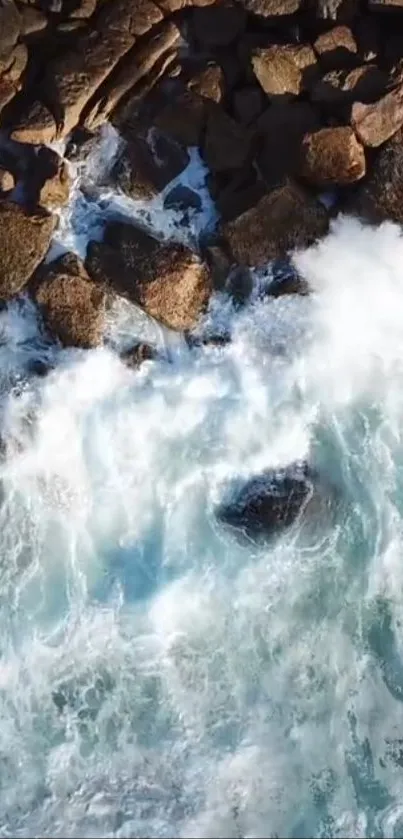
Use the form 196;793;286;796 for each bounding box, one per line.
0;133;403;837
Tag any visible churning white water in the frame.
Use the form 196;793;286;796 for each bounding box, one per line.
1;133;403;837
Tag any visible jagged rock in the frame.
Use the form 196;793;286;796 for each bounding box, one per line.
18;5;46;35
237;0;301;16
299;126;366;186
222;181;329;267
351;85;403;147
120;342;157;368
34;253;106;348
348;127;403;224
37;149;71;210
188;64;225;103
0;201;55;301
0;167;14;191
255;102;320;188
163;184;202;211
154;89;208;147
43;0;164;138
69;0;98;17
232;85;264;124
216;463;329;540
202;106;252;172
64;126;100;161
0;43;28;118
9;99;57;144
83;20;180;131
110;131;189;201
190;1;246;47
369;0;403;9
314;25;358;70
251;45;317;98
311;65;387;111
86;223;212;331
208;167;266;221
0;1;21;60
157;0;216;9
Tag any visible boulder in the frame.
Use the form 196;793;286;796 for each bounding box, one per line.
0;167;14;191
0;201;55;301
86;223;212;331
0;0;21;60
202;106;252;172
120;342;157;368
222;181;329;267
311;65;387;111
232;85;264;124
348;127;403;224
190;2;246;47
255;102;320;188
216;463;325;540
19;5;47;35
208;167;266;221
0;43;28;118
154;90;207;147
251;44;317;98
314;25;358;70
188;64;225;103
315;0;358;19
237;0;301;16
9;100;57;144
369;0;403;9
36;149;71;210
69;0;98;17
110;131;189;201
351;85;403;147
34;253;106;348
299;126;366;186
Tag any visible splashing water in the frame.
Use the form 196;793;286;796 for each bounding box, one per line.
1;134;403;837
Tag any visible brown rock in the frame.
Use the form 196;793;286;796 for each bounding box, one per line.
0;1;21;60
191;2;246;47
86;223;212;331
348;127;403;224
232;85;264;124
299;126;366;186
154;90;208;147
10;99;56;144
70;0;98;17
34;253;106;349
351;84;403;147
251;45;317;98
202;106;252;172
19;5;46;35
188;64;225;103
0;201;55;301
110;131;189;201
157;0;215;9
311;65;387;111
314;26;358;70
0;168;14;191
255;102;320;187
237;0;301;16
38;154;71;210
222;181;329;267
0;43;28;118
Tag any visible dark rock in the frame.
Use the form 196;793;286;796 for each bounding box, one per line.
232;85;264;124
251;44;318;98
36;148;71;210
355;16;379;63
351;84;403;147
33;252;106;348
188;64;225;103
203;243;232;289
120;342;156;368
209;168;267;221
369;0;403;10
202;106;252;173
222;181;329;267
314;0;358;21
10;99;57;144
191;1;246;47
299;126;366;186
86;223;212;332
25;357;53;377
163;184;202;211
0;201;55;301
348;127;403;224
314;25;358;70
255;102;320;188
64;126;99;161
154;89;207;147
0;43;28;120
111;131;189;201
18;4;46;35
266;259;310;297
311;64;388;112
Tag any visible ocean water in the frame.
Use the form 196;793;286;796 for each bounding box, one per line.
1;131;403;837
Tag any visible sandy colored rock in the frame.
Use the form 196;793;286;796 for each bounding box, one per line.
351;85;403;147
10;99;56;144
0;1;21;60
237;0;301;15
252;46;309;98
188;64;225;103
314;25;357;70
19;5;47;35
86;223;212;332
299;126;366;186
34;253;106;348
0;168;14;191
222;181;329;267
39;156;71;210
0;201;55;301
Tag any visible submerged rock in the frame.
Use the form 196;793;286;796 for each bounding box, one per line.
120;342;157;368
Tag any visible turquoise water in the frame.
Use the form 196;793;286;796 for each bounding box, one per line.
1;147;403;836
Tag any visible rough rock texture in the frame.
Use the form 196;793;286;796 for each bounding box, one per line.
314;25;357;70
256;102;320;187
110;131;189;200
86;223;212;331
34;253;106;348
0;201;55;301
0;1;21;59
202;106;252;172
153;90;208;147
10;99;57;144
351;85;403;147
0;167;14;191
188;64;225;103
311;64;387;111
299;126;366;185
0;43;28;118
37;150;71;210
222;181;329;266
238;0;301;16
19;5;47;36
252;45;317;98
348;128;403;224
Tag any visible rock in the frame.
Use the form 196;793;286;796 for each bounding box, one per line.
232;85;264;124
156;0;216;10
208;167;266;221
251;44;317;98
9;99;57;144
222;181;329;267
86;223;212;331
216;463;322;540
311;65;387;111
120;342;157;368
314;25;358;70
351;85;403;147
266;258;310;296
34;253;106;348
111;131;189;201
315;0;358;20
369;0;403;9
0;1;21;60
37;150;71;210
355;16;379;63
203;244;232;290
19;5;46;35
255;102;320;188
0;167;14;191
163;184;202;211
348;127;403;224
190;2;246;47
0;43;28;118
188;64;225;103
237;0;301;16
69;0;98;17
0;201;55;301
202;106;252;172
299;126;366;186
64;126;99;161
154;89;208;147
